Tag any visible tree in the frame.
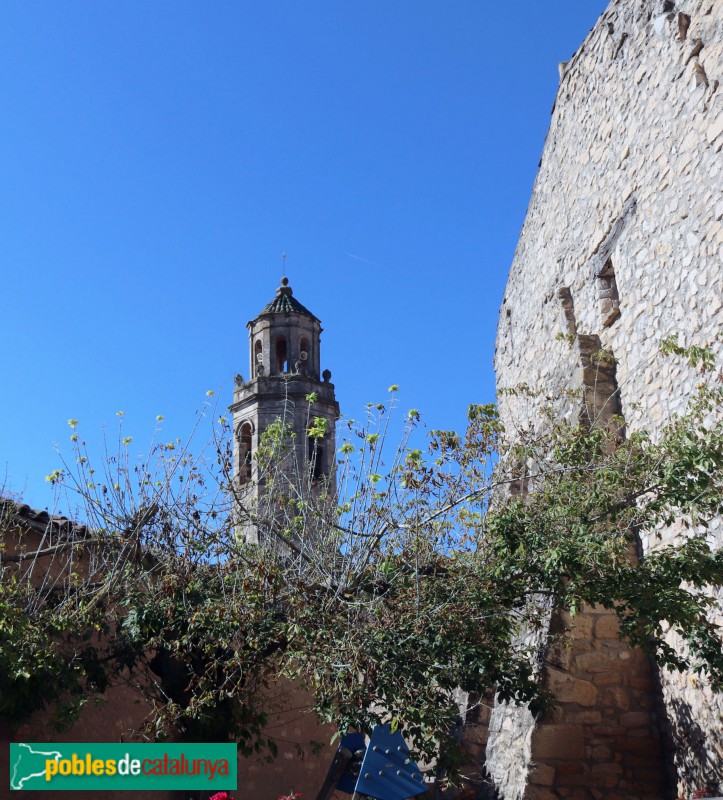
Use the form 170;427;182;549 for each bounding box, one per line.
1;340;722;784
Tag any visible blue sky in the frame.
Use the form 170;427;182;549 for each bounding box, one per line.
1;1;608;513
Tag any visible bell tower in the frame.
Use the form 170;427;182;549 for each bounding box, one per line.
230;277;340;542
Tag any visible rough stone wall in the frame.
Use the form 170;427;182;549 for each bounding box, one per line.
481;559;672;798
491;0;723;794
526;607;671;799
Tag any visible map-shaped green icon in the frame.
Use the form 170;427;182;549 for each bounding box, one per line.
10;743;62;790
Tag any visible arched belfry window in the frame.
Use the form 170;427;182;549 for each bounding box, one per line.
299;337;310;362
275;336;288;374
254;340;263;375
239;422;253;484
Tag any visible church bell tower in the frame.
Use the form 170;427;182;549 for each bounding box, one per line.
230;277;340;542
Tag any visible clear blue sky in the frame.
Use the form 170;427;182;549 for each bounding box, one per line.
1;1;608;513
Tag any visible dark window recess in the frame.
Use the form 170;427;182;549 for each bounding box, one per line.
308;437;324;481
577;335;624;442
254;340;263;375
239;423;252;484
597;258;621;327
557;287;578;334
275;336;288;373
509;460;529;499
297;336;310;374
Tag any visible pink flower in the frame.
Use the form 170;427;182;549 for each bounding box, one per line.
210;793;234;800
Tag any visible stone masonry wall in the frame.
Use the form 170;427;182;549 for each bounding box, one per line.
491;0;723;795
525;606;672;799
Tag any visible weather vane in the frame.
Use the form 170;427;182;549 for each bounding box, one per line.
281;252;287;277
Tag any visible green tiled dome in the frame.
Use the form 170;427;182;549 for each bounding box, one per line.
259;277;318;320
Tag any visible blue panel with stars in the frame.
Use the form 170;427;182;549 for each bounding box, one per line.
353;724;427;800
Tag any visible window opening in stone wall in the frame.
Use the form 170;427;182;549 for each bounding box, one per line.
275;336;288;373
254;340;263;375
239;423;253;484
596;258;621;327
299;336;310;361
308;437;325;481
557;286;578;335
509;461;529;499
577;335;623;440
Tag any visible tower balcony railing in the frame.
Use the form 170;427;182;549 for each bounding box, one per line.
232;373;337;404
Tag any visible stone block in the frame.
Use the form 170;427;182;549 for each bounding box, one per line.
545;703;566;723
707;111;723;145
526;788;558;800
463;725;489;745
591;745;612;761
591;724;626;737
568;711;602;725
573;652;609;672
599;688;631;709
572;791;604;800
556;772;594;788
533;725;586;760
592;672;623;687
614;736;661;757
545;668;598;707
555;760;586;776
593;615;620;639
467;741;488;763
528;762;556;786
619;711;650;728
570;614;594;639
547;640;575;671
591;762;623;775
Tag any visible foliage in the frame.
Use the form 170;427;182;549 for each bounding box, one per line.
1;342;722;784
0;568;107;727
